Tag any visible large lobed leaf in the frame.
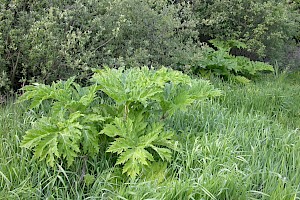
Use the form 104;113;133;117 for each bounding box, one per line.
18;77;98;113
21;112;83;167
102;114;175;178
91;66;191;106
160;80;222;116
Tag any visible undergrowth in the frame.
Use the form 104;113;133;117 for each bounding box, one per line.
0;72;300;199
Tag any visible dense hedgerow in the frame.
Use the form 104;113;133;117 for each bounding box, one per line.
0;0;197;93
1;0;299;94
192;0;300;64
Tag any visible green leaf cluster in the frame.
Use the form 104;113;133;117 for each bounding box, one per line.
19;67;221;178
19;77;105;167
92;66;221;177
194;40;274;83
102;114;174;178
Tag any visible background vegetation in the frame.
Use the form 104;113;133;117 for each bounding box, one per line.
1;73;300;199
193;0;299;60
0;0;300;199
1;0;299;94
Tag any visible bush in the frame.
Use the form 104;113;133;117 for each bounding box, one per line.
0;0;197;94
192;0;300;65
18;67;221;178
1;0;116;92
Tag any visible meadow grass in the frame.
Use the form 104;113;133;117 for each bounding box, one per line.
0;73;299;199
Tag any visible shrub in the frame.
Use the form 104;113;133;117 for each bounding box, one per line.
18;67;221;178
192;0;300;64
0;0;126;93
0;0;197;94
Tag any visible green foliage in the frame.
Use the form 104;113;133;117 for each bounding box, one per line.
19;67;221;178
0;0;197;94
84;174;95;186
92;66;221;178
216;73;300;128
194;40;274;82
290;0;300;44
91;66;191;106
0;0;126;92
18;77;105;167
1;72;300;199
101;0;198;68
1;0;299;94
0;71;10;93
21;113;82;167
103;115;174;178
193;0;300;65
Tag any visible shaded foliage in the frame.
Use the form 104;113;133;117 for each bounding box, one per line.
0;0;197;93
192;0;300;64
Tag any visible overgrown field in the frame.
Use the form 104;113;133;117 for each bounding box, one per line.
1;72;299;200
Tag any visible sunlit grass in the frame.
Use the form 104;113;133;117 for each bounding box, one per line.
1;72;300;199
214;73;300;129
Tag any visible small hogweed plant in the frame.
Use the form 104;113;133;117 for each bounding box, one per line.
194;39;274;83
19;66;221;178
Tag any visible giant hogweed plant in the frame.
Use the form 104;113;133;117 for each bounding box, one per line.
18;77;106;167
19;67;221;178
195;40;274;83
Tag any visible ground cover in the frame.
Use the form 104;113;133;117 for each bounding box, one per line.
0;73;299;199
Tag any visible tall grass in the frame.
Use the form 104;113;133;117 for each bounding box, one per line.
214;73;300;129
1;73;299;199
